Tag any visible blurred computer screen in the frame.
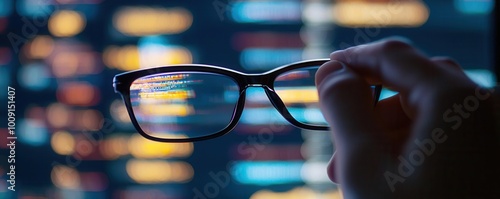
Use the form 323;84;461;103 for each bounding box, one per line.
0;0;495;198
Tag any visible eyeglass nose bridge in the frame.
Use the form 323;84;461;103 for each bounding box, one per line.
242;74;274;89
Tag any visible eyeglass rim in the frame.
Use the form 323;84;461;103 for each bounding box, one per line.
113;59;381;142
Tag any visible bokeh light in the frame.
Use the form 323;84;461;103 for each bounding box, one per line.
250;187;342;199
18;119;49;146
24;35;54;59
17;63;51;91
103;44;192;71
126;159;194;184
51;130;76;155
333;1;429;27
128;134;193;159
56;82;100;106
109;99;132;124
17;0;53;17
0;0;13;17
51;165;81;189
113;7;192;36
48;10;86;37
100;135;129;160
5;1;496;198
46;103;71;128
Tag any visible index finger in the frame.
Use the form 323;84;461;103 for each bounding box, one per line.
330;38;443;93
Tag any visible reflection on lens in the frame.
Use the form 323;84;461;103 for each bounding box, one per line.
274;66;327;125
130;72;239;139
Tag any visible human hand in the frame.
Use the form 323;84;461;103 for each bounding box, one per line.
315;38;500;199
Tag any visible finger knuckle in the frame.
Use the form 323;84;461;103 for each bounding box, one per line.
378;39;413;52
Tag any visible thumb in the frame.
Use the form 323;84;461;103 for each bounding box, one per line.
316;61;389;190
316;60;380;148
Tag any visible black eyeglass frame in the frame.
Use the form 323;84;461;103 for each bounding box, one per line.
113;59;382;142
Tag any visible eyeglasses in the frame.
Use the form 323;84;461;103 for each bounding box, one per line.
113;59;382;142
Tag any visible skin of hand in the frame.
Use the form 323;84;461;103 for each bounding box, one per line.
315;38;500;199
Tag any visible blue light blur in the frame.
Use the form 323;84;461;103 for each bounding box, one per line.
231;161;304;185
240;48;302;71
18;119;49;146
231;1;301;23
0;0;13;17
241;107;288;125
18;63;51;91
17;0;53;17
454;0;494;14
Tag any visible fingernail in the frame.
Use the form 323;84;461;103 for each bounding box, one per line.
315;60;345;88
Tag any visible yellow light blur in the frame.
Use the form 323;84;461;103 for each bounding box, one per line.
49;10;86;37
51;165;81;189
140;46;193;68
51;131;75;155
333;1;429;27
250;187;342;199
275;87;318;104
46;103;71;128
128;134;193;158
27;35;54;59
120;45;141;71
126;159;194;184
113;7;192;36
138;104;193;116
139;90;192;100
103;45;192;71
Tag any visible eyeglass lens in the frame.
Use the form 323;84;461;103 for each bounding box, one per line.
273;66;327;125
130;72;240;139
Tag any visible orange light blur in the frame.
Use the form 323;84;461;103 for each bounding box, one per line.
74;109;103;131
51;165;81;189
110;99;132;123
113;7;192;36
56;82;100;106
51;52;98;77
25;35;54;59
46;103;71;128
75;139;94;157
100;135;129;160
